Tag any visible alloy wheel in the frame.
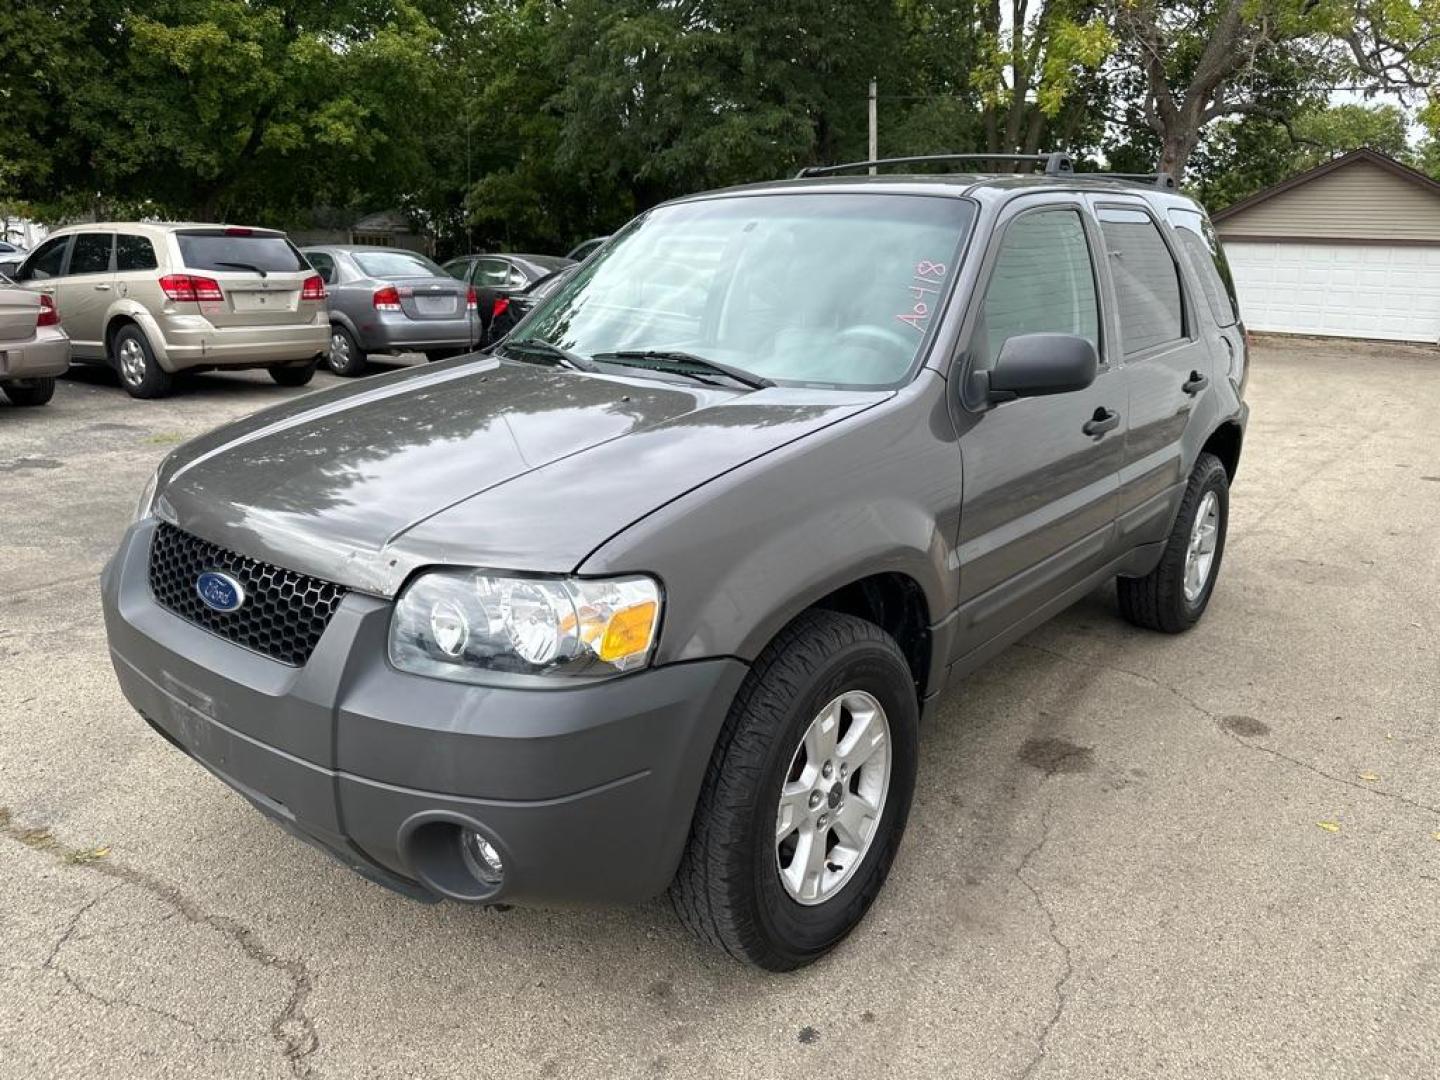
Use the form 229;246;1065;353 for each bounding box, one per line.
775;690;891;905
1184;490;1220;602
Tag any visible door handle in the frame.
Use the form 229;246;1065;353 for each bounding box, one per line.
1182;370;1208;395
1082;408;1120;437
93;283;112;291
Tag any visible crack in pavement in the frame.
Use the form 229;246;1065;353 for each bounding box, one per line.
1013;800;1074;1080
3;807;320;1077
1014;642;1440;821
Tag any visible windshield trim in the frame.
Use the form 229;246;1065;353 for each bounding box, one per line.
509;191;980;392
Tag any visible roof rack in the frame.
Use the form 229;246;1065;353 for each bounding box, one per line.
795;152;1074;179
1071;171;1177;190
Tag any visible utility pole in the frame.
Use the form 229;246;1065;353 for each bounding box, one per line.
868;78;878;173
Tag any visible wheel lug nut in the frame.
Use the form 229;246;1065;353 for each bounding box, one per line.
822;761;834;779
839;763;849;779
817;813;829;828
808;791;823;809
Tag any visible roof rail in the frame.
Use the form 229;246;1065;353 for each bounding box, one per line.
795;152;1074;179
1071;171;1177;190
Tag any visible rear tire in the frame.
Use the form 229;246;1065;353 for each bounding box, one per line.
670;610;918;970
1;377;56;406
326;325;369;377
268;360;317;387
112;325;172;399
1117;451;1229;633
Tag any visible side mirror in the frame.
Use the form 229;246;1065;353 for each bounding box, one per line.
978;333;1097;403
0;260;20;279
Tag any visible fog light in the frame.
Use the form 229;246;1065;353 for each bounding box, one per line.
460;830;504;886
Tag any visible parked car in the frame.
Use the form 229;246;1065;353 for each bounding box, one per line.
103;154;1247;970
483;264;576;345
440;253;573;340
302;245;481;376
564;236;608;262
0;240;28;261
0;282;69;406
0;224;328;398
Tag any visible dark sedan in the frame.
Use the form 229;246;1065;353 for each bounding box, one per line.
440;253;573;339
483;264;577;345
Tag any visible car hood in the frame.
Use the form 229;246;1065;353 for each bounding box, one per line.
156;357;887;595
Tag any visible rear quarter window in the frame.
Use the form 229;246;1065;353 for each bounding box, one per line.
1166;208;1239;327
177;232;306;273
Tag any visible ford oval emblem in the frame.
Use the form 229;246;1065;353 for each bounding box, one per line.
196;571;246;613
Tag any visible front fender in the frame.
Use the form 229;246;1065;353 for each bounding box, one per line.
580;376;962;671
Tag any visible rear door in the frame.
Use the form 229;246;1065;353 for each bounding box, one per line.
173;228;317;328
951;198;1126;658
53;231;114;357
1087;198;1212;546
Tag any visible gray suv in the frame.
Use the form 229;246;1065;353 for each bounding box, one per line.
302;245;481;375
102;155;1248;970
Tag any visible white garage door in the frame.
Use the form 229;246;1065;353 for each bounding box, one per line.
1223;240;1440;343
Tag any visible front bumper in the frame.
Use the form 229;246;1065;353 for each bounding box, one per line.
101;521;746;906
0;327;70;380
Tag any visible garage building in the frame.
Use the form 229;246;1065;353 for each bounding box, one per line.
1212;147;1440;344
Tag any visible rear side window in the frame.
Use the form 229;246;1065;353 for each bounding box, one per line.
116;234;158;272
1098;208;1184;355
975;209;1099;372
351;250;445;279
473;258;510;287
1167;209;1238;327
177;231;305;273
69;233;114;275
23;236;70;281
307;251;336;283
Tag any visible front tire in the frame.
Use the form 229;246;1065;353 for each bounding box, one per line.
1117;451;1229;633
326;325;369;377
112;325;172;399
268;360;317;387
671;610;918;970
1;377;56;406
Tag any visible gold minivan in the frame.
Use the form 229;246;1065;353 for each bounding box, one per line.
1;223;329;398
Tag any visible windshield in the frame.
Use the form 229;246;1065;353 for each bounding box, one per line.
352;250;446;279
512;193;974;387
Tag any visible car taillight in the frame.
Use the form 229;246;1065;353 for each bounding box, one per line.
301;274;326;300
491;296;509;318
373;285;402;311
467;287;480;312
159;274;223;302
36;294;59;327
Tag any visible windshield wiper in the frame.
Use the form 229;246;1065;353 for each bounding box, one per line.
501;338;597;372
591;349;773;390
213;260;267;278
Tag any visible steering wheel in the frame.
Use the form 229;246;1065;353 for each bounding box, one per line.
834;323;915;359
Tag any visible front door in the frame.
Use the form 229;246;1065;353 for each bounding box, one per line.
54;231;116;358
1087;198;1213;546
950;199;1127;659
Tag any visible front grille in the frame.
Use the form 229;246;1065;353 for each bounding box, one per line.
147;523;347;666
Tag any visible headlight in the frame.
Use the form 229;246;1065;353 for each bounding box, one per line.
134;467;160;523
389;570;662;683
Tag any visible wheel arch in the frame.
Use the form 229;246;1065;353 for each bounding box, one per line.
1201;418;1244;482
104;304;169;368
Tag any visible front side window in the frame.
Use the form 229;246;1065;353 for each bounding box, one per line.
69;233;114;276
1167;209;1238;327
973;209;1099;373
351;250;445;279
514;193;976;387
116;234;158;272
473;258;510;287
1099;208;1185;355
21;236;69;281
